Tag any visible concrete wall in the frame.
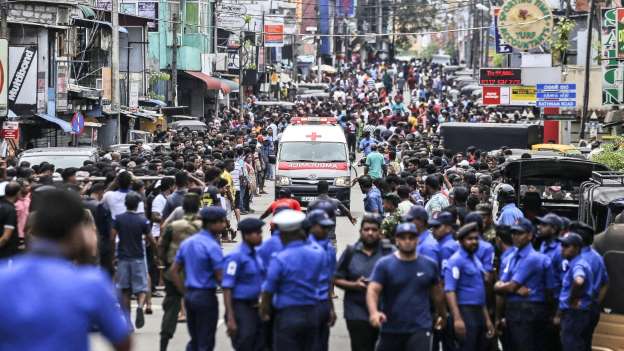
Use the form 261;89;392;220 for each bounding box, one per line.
9;2;83;25
563;65;605;112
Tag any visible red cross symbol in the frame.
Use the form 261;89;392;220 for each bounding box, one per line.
306;132;322;141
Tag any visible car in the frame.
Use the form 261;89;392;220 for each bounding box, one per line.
531;143;584;158
170;120;208;132
18;147;98;169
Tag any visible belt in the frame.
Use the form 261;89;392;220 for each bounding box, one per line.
234;299;260;307
186;287;217;292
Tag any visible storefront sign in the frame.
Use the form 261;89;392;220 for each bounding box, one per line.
264;19;284;48
498;0;553;50
479;68;522;85
483;86;505;105
601;8;622;105
8;46;37;115
482;85;536;106
510;86;536;105
2;121;19;140
56;59;68;112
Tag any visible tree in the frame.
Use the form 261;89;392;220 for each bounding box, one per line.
591;137;624;171
395;0;439;51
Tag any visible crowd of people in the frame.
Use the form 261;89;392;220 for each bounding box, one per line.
0;57;611;351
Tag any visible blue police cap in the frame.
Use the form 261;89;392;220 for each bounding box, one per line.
238;218;265;233
463;212;483;231
428;211;456;227
395;222;418;236
402;206;428;222
510;218;534;234
306;209;335;227
558;232;584;247
536;213;562;229
199;206;227;221
457;222;480;240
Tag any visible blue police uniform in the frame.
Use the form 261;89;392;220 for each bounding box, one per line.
257;229;283;265
540;239;564;297
0;241;130;351
438;232;460;275
582;246;609;348
500;243;554;351
417;229;441;266
476;239;494;273
364;186;384;214
175;228;223;351
445;247;488;351
222;241;266;351
497;203;524;226
308;234;337;351
559;253;594;351
262;239;325;351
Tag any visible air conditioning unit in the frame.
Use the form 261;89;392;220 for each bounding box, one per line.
96;78;103;90
57;7;70;26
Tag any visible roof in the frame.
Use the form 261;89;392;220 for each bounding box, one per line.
280;125;347;143
20;147;97;156
441;122;539;129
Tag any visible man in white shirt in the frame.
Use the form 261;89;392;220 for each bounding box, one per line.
102;171;144;220
151;177;175;238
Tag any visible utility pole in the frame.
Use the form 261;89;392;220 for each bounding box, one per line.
580;0;595;140
239;31;244;120
111;0;121;143
0;0;7;40
171;13;178;107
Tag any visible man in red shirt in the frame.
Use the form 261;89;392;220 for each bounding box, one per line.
259;189;301;220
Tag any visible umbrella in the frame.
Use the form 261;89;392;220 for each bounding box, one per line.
311;64;337;74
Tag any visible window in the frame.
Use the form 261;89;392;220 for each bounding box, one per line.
121;2;136;15
185;1;199;33
279;142;347;162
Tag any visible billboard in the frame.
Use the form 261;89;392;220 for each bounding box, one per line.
8;46;37;115
479;68;522;85
264;19;284;47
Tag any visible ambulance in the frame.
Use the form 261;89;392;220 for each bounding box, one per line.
275;117;353;208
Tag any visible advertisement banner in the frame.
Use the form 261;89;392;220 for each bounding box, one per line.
482;86;504;105
264;20;284;47
2;121;18;140
336;0;356;17
479;68;522;85
618;8;624;58
138;2;158;31
8;46;37;115
0;39;7;117
493;7;512;54
56;59;68;112
510;86;537;105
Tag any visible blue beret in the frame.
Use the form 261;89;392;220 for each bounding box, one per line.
199;206;227;221
238;218;265;233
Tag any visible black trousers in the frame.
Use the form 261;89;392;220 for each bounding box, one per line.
314;301;330;351
376;330;433;351
346;320;378;351
561;309;593;351
505;302;549;351
450;305;487;351
160;278;182;349
229;300;264;351
185;288;218;351
273;305;319;351
347;134;357;155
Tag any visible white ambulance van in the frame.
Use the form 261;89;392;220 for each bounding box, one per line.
275;117;352;208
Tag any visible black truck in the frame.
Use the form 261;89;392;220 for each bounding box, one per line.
439;122;543;154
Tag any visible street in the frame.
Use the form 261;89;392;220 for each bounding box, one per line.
91;179;364;351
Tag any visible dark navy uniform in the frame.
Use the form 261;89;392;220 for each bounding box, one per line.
222;237;266;351
499;222;554;351
174;207;225;351
262;210;325;351
445;246;488;351
558;234;594;351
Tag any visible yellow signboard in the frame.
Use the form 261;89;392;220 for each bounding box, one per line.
510;86;536;105
498;0;553;50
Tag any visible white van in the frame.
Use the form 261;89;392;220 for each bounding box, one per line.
275;121;352;207
431;54;451;66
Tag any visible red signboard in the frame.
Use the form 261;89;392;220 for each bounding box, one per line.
2;121;18;140
479;68;522;85
482;86;502;105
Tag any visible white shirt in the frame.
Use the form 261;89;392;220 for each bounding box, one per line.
102;190;145;220
151;193;167;237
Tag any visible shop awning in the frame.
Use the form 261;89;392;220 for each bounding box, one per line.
78;5;96;19
72;18;128;33
183;71;231;93
36;114;72;133
216;78;239;93
120;109;157;121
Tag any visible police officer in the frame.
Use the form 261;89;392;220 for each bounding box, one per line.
445;222;495;351
0;189;132;351
260;209;325;351
496;184;524;226
403;206;440;264
569;221;609;350
536;213;565;351
494;218;553;351
430;211;459;274
170;206;226;351
306;209;337;351
556;233;594;351
367;222;447;351
222;218;266;351
463;212;496;281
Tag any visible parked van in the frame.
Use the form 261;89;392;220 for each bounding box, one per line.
18;147;98;169
275;122;352;207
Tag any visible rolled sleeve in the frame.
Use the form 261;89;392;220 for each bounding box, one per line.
444;262;459;293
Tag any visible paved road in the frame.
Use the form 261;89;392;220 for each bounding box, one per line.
92;178;365;351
